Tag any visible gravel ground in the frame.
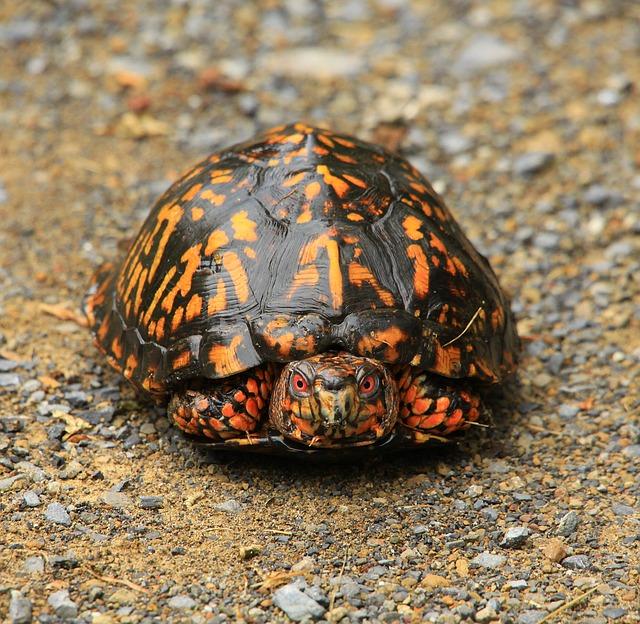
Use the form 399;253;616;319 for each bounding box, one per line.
1;2;639;623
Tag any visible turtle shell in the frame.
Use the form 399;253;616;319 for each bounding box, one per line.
85;123;519;400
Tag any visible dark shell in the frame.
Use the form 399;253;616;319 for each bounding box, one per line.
85;123;519;399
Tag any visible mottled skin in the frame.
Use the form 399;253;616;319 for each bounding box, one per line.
84;123;518;452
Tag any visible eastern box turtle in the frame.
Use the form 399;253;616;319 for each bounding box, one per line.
84;123;519;456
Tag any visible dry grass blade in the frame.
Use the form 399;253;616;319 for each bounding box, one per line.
83;566;149;593
328;546;350;611
40;302;88;327
442;305;483;347
251;569;308;591
537;586;598;623
527;424;563;436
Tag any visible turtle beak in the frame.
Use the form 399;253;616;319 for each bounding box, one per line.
316;384;358;426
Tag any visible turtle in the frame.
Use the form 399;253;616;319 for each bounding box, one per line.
84;122;519;456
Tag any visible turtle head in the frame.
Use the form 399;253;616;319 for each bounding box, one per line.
269;352;398;447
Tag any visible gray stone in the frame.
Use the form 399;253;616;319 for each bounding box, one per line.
261;47;364;80
22;490;41;507
584;185;620;206
506;579;528;589
47;589;78;620
470;552;506;569
0;474;26;491
45;502;71;526
139;495;164;509
622;445;640;458
500;526;530;548
15;461;46;482
0;358;18;371
561;554;590;570
602;608;628;620
558;404;580;419
557;511;579;536
9;590;32;624
273;582;326;621
612;503;636;516
23;556;44;574
214;498;243;514
512;152;554;176
0;415;26;432
102;491;133;508
439;131;472;155
0;373;20;388
475;605;497;623
167;595;196;610
518;611;546;624
453;34;519;76
50;550;79;569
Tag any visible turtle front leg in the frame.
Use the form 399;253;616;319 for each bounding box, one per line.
395;367;482;441
169;365;276;440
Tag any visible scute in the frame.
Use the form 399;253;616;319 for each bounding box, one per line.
84;122;519;398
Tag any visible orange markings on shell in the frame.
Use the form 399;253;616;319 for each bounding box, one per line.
305;181;321;200
160;243;202;314
406;244;430;298
348;262;395;306
357;326;406;361
171;306;184;333
205;229;229;254
191;207;204;221
230;210;258;242
433;343;462;377
207;279;227;314
342;174;367;188
208;334;243;376
222;252;250;303
332;135;356;148
142;266;176;325
316;164;349;198
185;293;202;322
111;337;123;360
145;202;184;284
172;350;192;370
201;189;226;206
181;183;203;202
402;215;424;240
287;264;320;299
283;171;307;187
124;354;138;378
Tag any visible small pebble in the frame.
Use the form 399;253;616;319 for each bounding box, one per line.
214;498;243;514
139;495;163;509
45;502;71;526
9;590;32;624
561;555;591;570
500;527;529;549
512;152;554;176
556;511;579;536
273;582;326;621
167;595;197;610
470;552;506;569
47;589;78;620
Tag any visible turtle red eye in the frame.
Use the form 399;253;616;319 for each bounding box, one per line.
290;372;310;397
359;373;380;398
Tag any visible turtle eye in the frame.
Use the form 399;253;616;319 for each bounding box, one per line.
358;373;380;398
290;371;311;397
